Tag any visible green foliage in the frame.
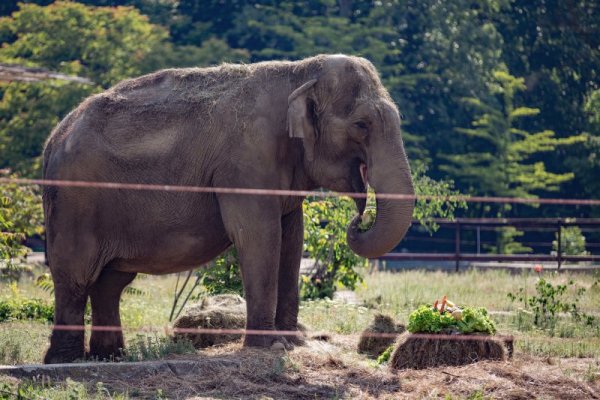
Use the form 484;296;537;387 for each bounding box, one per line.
411;163;467;233
0;81;94;175
0;1;166;87
301;196;366;300
443;70;586;252
407;305;456;334
301;166;465;300
508;278;595;333
200;248;243;296
0;283;53;322
0;378;128;399
553;226;589;256
493;227;532;255
407;304;496;335
457;307;497;335
124;334;196;362
0;171;43;279
376;345;394;365
443;70;585;201
0;1;165;176
0;0;596;207
566;90;600;201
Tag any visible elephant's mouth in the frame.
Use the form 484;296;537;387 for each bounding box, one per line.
350;158;368;215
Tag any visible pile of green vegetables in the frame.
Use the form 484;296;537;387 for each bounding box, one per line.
407;298;496;335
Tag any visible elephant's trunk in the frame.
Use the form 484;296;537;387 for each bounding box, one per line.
346;103;415;258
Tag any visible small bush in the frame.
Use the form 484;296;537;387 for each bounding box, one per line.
552;226;589;256
0;298;53;322
200;249;243;296
0;171;44;282
508;278;595;333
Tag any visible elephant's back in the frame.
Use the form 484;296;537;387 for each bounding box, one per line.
44;67;244;181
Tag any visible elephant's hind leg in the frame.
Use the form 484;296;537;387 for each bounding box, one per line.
88;268;136;361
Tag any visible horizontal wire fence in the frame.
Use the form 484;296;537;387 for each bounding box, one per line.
3;176;600;205
46;324;513;343
1;176;597;353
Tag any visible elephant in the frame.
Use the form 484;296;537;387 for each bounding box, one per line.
42;54;415;364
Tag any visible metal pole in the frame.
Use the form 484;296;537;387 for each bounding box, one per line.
455;222;461;272
557;220;562;270
477;226;481;255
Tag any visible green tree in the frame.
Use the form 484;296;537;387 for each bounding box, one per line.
565;90;600;205
364;0;506;168
444;71;585;199
496;0;600;202
0;81;94;176
442;70;585;252
0;171;43;278
0;1;167;87
0;2;165;176
301;166;465;300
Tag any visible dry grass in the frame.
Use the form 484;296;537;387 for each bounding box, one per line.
3;336;595;399
173;294;246;349
357;313;405;358
390;333;508;370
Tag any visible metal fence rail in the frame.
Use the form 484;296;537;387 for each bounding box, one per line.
379;218;600;271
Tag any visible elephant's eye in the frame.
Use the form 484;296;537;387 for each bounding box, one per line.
349;120;369;144
354;121;369;131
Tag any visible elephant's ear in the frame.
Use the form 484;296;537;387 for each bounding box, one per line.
287;79;317;161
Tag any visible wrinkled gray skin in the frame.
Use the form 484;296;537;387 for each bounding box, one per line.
42;54;415;363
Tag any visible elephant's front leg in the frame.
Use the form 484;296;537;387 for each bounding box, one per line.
218;194;283;348
275;207;305;345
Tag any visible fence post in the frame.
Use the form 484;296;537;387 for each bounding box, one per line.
557;219;563;270
455;221;461;272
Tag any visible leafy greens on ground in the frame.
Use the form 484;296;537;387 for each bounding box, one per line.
407;305;496;335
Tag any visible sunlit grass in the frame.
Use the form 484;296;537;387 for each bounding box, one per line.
357;269;600;315
1;267;599;364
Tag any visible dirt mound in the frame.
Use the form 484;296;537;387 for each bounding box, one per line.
172;294;246;348
357;313;405;358
391;333;509;370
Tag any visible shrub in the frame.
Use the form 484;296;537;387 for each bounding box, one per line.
200;248;243;296
508;278;595;334
0;297;54;322
0;170;43;281
552;226;589;256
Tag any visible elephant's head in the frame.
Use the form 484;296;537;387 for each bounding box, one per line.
288;55;415;258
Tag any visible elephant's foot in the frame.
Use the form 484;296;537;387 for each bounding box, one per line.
87;345;124;362
44;332;85;364
88;331;125;361
44;348;85;364
285;333;306;347
276;327;306;347
244;333;292;350
44;343;85;364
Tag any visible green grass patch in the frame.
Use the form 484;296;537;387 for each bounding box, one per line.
1;268;599;365
123;334;196;362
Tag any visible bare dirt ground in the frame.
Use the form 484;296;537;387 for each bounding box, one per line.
4;335;598;399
